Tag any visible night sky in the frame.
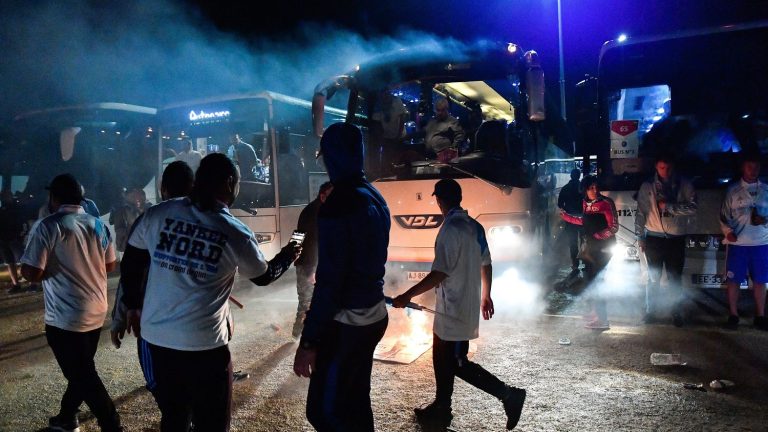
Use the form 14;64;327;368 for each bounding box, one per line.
1;0;766;123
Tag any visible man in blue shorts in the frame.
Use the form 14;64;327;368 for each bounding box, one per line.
720;151;768;330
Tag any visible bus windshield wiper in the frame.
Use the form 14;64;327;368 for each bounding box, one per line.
428;162;513;195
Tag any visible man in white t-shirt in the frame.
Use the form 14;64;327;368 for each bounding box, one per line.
720;151;768;331
121;153;300;431
21;173;123;432
393;178;526;430
175;139;203;173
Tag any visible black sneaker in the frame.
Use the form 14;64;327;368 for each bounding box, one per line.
754;316;768;331
48;414;80;432
723;315;739;330
7;284;24;294
414;401;453;427
233;370;250;382
502;386;526;430
672;312;684;328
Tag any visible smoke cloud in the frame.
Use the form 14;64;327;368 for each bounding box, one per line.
0;0;467;122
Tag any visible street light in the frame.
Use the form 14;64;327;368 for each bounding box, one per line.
557;0;566;120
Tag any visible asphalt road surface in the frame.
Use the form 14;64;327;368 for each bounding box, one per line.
1;267;767;431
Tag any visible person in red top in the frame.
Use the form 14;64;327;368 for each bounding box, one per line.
560;176;618;329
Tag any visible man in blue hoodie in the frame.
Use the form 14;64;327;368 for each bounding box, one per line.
293;122;391;432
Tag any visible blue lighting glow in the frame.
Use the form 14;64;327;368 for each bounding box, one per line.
617;34;628;43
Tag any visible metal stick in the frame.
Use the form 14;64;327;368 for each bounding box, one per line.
229;295;244;309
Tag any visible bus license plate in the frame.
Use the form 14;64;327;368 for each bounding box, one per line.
691;274;725;285
407;271;429;281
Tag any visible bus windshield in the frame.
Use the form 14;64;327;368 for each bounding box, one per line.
596;23;768;190
313;42;548;189
363;79;530;188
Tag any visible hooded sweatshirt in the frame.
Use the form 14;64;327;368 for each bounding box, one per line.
635;173;697;238
300;123;391;348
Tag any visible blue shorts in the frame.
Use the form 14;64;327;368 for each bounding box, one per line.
725;244;768;284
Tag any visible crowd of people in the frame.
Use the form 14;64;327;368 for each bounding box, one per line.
4;117;768;432
558;151;768;332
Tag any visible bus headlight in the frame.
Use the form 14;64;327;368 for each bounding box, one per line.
255;233;274;244
489;225;522;246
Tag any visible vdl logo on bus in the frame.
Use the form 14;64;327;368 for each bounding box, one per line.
395;214;444;229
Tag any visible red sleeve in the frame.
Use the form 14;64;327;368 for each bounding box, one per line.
593;198;619;240
560;200;585;225
561;212;583;225
604;198;619;234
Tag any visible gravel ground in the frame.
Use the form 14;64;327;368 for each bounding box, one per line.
2;268;768;432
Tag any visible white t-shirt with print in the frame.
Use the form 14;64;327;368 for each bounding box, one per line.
21;205;116;332
128;197;268;351
432;208;491;341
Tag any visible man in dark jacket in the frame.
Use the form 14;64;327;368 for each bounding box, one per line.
292;181;334;338
558;169;583;274
293;122;391;432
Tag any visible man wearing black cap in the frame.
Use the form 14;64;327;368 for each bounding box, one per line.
393;178;526;430
293;122;390;431
20;173;123;432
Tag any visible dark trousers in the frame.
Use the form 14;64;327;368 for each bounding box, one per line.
583;238;614;322
45;325;121;431
307;316;388;432
433;334;508;407
147;342;232;432
644;236;686;314
137;337;158;398
562;223;582;270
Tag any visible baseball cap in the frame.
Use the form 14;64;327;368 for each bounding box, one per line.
432;178;462;202
46;173;84;204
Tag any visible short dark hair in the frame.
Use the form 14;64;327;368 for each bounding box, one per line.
581;175;599;198
190;153;238;210
432;178;462;208
655;152;676;165
740;150;762;165
570;168;581;181
162;161;194;199
318;181;333;195
47;174;83;205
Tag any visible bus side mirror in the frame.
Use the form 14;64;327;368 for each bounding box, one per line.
312;93;326;138
60;127;81;161
524;51;546;122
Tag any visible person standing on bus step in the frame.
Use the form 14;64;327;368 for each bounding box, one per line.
635;154;697;327
121;153;301;431
175;139;203;173
293;122;390;432
720;151;768;331
392;179;527;430
558;168;584;276
425;97;466;163
110;161;194;401
20;173;123;432
291;181;334;338
561;176;618;330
